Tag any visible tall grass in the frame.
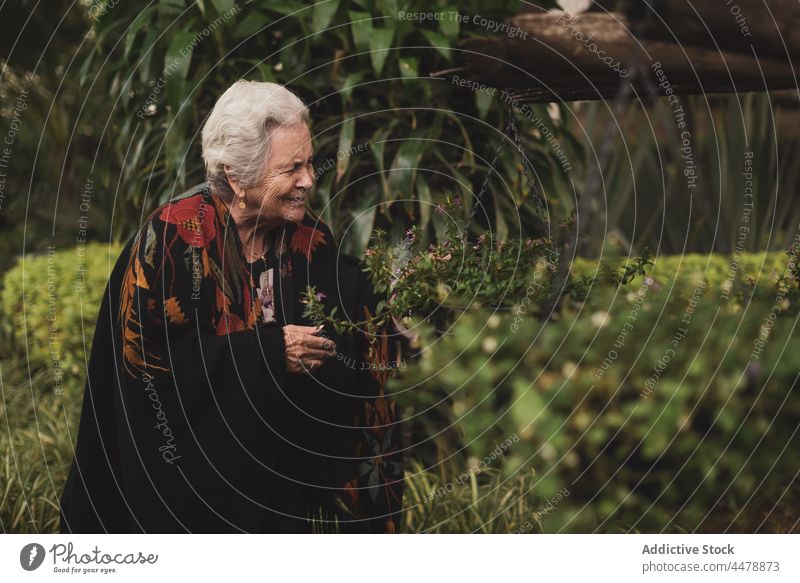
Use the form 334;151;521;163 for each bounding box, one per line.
0;358;76;533
402;460;544;534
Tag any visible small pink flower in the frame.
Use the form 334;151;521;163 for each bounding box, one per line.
315;291;327;302
435;204;445;214
452;195;462;207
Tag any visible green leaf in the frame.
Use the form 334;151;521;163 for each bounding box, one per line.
314;169;336;226
264;1;311;17
438;6;460;39
158;0;184;20
375;0;398;17
137;28;158;83
476;90;493;120
417;174;432;232
388;137;426;206
495;196;509;241
79;47;96;87
210;0;236;12
349;11;372;53
421;30;452;62
234;11;271;39
163;31;194;111
124;8;154;60
313;0;341;32
370;126;391;202
369;27;395;76
336;115;355;184
351;206;378;256
340;71;363;103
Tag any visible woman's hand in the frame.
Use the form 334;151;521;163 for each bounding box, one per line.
283;324;337;375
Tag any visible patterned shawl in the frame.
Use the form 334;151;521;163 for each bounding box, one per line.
60;184;404;533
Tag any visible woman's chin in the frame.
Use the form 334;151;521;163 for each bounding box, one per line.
282;206;306;223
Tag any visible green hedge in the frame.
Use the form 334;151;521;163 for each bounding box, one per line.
2;244;798;532
397;251;800;532
0;242;121;533
0;242;123;392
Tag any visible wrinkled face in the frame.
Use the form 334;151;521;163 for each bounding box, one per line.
248;123;314;226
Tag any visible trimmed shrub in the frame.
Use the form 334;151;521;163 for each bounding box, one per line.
396;251;800;532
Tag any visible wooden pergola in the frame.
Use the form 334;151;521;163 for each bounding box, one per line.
450;0;800;103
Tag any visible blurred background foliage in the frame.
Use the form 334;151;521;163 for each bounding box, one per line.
1;0;799;532
397;251;800;532
4;0;798;270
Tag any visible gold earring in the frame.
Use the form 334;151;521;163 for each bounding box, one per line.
238;191;246;209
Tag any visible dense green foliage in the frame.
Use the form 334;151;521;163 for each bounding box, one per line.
77;0;560;254
2;242;798;532
396;250;800;532
3;0;800;289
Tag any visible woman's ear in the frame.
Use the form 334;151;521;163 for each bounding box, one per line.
223;165;240;196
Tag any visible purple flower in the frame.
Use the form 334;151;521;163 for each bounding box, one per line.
315;291;327;302
452;195;462;207
746;361;762;381
404;228;416;242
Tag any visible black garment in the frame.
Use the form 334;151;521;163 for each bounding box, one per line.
59;186;404;533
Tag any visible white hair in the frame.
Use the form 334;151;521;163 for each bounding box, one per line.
201;80;309;198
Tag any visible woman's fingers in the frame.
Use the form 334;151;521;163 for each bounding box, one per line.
287;329;336;352
282;325;340;375
285;324;324;335
301;347;336;360
304;334;336;351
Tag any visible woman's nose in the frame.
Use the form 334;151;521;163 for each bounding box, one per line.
296;165;314;189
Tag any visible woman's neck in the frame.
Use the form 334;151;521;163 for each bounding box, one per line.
224;201;283;262
238;222;281;262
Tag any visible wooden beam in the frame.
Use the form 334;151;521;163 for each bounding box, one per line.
634;0;800;60
458;12;799;103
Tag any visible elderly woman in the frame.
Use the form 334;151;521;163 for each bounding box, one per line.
59;81;404;533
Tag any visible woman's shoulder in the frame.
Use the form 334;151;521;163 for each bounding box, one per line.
136;184;221;251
